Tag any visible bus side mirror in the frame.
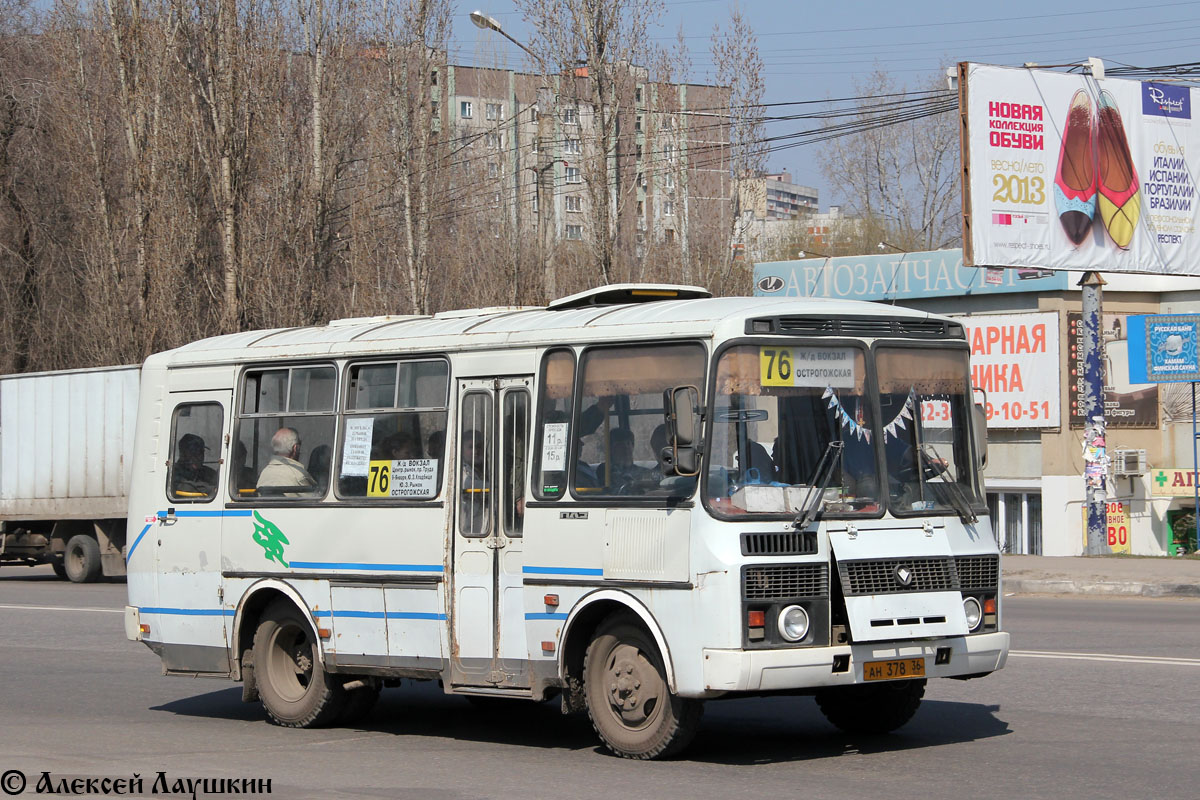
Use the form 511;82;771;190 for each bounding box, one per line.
669;385;703;477
972;400;988;471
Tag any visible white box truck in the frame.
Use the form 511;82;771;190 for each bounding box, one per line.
0;365;138;581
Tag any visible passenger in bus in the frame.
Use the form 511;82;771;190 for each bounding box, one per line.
427;430;445;461
257;427;317;495
598;427;653;491
383;432;421;460
460;428;489;533
306;444;331;492
172;433;217;496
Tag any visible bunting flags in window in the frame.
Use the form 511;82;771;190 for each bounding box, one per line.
882;388;917;442
822;386;871;444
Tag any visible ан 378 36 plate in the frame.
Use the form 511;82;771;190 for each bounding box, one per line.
863;657;925;681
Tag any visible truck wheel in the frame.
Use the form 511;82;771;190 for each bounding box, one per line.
253;599;345;727
63;535;102;583
815;679;926;735
583;617;703;759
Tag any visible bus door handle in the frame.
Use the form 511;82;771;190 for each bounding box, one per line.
157;508;177;525
484;536;506;550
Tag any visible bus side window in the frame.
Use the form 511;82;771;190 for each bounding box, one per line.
459;392;493;536
167;403;223;502
503;390;529;536
236;365;336;499
533;349;575;500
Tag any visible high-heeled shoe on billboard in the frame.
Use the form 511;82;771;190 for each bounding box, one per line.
1053;90;1097;246
1096;90;1141;249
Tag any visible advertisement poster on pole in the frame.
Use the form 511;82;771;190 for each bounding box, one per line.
1067;312;1159;427
960;62;1200;274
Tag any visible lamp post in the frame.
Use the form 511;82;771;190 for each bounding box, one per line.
470;10;537;60
471;10;555;302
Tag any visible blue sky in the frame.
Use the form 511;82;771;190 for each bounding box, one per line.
451;0;1200;207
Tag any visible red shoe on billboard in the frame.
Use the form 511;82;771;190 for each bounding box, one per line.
1053;89;1097;246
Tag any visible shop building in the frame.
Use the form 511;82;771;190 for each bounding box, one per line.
754;248;1200;556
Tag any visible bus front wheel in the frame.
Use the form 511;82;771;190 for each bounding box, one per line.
254;600;345;728
583;617;702;759
815;678;925;735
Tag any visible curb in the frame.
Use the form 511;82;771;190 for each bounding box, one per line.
1004;578;1200;598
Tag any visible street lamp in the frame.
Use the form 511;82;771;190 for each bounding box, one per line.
470;10;537;59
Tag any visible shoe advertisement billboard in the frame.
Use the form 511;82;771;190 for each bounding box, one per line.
961;62;1197;274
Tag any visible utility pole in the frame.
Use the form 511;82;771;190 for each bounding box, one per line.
1079;271;1109;554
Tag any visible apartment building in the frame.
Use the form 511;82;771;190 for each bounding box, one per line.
434;63;732;257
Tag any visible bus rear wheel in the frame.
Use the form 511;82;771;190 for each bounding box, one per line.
583;618;702;759
254;600;345;728
815;678;925;735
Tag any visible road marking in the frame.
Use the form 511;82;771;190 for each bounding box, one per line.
1011;649;1200;667
0;603;123;614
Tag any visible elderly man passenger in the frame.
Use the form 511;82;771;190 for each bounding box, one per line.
257;427;317;496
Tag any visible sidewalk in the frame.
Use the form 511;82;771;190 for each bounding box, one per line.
1003;554;1200;598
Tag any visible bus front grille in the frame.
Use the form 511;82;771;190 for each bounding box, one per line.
838;557;956;595
743;563;829;600
741;531;817;556
954;554;1000;591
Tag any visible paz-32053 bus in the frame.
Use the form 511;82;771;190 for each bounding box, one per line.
124;284;1008;759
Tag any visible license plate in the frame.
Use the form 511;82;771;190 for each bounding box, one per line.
863;657;926;682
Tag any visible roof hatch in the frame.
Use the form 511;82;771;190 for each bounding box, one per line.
547;283;711;311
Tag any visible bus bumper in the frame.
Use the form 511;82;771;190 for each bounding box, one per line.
700;631;1009;694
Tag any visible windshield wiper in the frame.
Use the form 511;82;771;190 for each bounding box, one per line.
793;441;844;530
917;444;978;523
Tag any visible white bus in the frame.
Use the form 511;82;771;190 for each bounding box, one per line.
124;284;1008;759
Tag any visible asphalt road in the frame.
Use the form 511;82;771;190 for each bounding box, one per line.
1;564;1198;800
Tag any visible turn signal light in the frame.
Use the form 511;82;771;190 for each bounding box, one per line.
543;594;559;607
983;598;997;614
747;610;765;627
138;623;151;635
317;627;332;639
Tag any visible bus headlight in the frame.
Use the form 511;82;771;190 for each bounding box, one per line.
963;596;983;632
777;605;810;642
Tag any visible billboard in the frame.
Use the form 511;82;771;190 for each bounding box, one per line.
1126;314;1200;383
753;249;1070;301
961;63;1199;274
1067;312;1159;428
961;313;1060;429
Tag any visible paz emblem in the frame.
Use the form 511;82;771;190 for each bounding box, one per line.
894;565;914;587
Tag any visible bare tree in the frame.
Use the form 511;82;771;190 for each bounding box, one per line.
516;0;663;286
818;69;961;252
709;6;764;292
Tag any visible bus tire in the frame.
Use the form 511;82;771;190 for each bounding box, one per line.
253;600;345;728
64;535;102;583
815;678;925;735
583;617;702;759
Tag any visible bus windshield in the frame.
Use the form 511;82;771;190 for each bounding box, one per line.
877;346;983;517
705;344;881;517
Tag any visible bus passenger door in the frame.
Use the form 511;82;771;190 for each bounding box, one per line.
450;377;532;689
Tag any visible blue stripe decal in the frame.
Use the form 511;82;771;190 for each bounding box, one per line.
525;612;570;621
289;561;444;573
522;566;603;576
153;509;254;518
326;610;446;620
140;607;235;617
126;524;152;563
